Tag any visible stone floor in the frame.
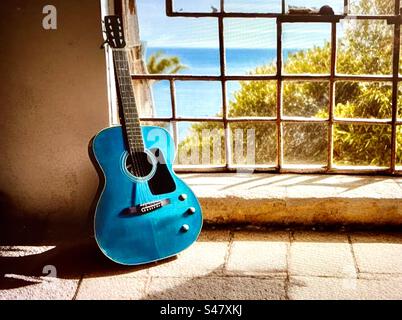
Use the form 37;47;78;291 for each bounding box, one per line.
1;228;402;300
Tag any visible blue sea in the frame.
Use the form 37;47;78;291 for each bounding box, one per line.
144;47;296;139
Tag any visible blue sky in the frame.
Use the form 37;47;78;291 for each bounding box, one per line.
136;0;344;49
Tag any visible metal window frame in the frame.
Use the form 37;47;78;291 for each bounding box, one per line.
132;0;402;176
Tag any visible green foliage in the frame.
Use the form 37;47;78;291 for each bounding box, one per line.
334;124;392;166
337;19;393;75
349;0;394;15
284;44;331;74
228;80;276;117
177;122;225;166
147;51;187;74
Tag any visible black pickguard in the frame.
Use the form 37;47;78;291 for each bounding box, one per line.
147;148;176;195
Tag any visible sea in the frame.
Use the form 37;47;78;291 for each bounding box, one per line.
144;47;296;140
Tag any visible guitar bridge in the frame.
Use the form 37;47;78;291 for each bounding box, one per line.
122;199;171;216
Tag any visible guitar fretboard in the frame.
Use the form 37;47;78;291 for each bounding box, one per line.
113;49;144;152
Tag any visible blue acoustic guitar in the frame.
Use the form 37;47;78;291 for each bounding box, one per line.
90;16;203;265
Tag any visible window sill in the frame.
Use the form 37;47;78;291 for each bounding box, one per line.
180;173;402;226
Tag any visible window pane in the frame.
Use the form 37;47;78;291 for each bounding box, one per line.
337;20;393;75
138;0;219;75
335;82;392;119
227;81;277;117
283;23;331;75
230;122;277;166
283;81;329;118
283;123;328;165
173;0;221;13
397;126;402;168
175;81;222;118
224;19;277;75
399;83;402;120
177;122;225;165
400;29;402;75
225;0;281;13
333;124;392;167
348;0;395;15
134;80;172;118
287;0;344;14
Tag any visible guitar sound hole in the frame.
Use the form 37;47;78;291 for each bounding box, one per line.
125;151;154;178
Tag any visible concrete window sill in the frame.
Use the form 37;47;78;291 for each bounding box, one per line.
180;173;402;226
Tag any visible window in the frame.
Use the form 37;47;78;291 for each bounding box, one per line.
131;0;402;175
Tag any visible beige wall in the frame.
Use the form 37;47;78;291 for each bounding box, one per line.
0;0;109;234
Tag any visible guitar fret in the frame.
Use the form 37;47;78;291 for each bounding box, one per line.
123;108;138;111
122;102;137;106
117;76;132;81
122;98;136;103
124;116;138;120
124;118;139;122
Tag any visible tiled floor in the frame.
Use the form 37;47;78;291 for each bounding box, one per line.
1;229;402;300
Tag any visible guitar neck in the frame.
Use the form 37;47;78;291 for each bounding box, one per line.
113;49;144;152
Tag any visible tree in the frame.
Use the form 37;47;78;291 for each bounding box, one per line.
179;0;402;167
147;50;187;74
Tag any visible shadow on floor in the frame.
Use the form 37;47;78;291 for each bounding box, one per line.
142;268;288;300
0;239;176;290
0;188;166;290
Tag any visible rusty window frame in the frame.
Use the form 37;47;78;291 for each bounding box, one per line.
130;0;402;175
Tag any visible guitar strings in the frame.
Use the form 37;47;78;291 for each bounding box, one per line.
114;49;149;205
115;50;142;179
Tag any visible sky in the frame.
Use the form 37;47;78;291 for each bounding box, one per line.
136;0;345;49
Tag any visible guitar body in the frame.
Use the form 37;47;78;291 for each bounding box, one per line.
90;125;203;265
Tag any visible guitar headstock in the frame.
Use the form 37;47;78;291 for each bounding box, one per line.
104;15;126;49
